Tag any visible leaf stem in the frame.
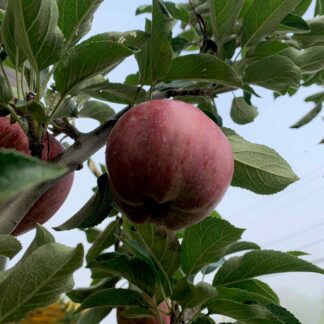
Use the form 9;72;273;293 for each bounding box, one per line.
35;70;41;102
39;64;56;99
5;104;28;133
21;63;25;99
0;62;14;98
0;256;7;271
137;230;173;307
15;51;21;99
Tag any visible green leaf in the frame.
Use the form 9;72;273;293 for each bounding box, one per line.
77;307;112;324
150;0;174;81
55;173;114;230
98;31;150;84
79;100;115;124
263;303;301;324
172;280;217;309
239;0;254;18
19;225;55;263
209;0;243;47
0;243;83;323
293;0;312;16
241;0;303;46
230;97;258;125
81;228;102;243
279;14;309;32
120;306;157;319
191;315;215;324
128;223;180;278
315;0;324;15
57;0;103;46
105;30;150;49
294;46;324;73
136;5;152;15
227;279;279;305
82;82;146;105
0;75;12;104
0;150;67;202
67;277;119;303
8;0;64;71
305;92;324;103
135;34;152;84
53;97;77;119
214;286;278;305
88;252;157;296
54;33;135;95
287;251;310;257
0;235;21;259
79;288;149;310
207;299;299;323
164;2;189;23
201;259;224;276
181;217;244;275
225;241;260;256
290;103;322;128
213;250;324;287
164;54;242;87
224;128;299;194
1;3;25;66
246;41;289;59
86;219;120;262
243;54;301;95
124;222;180;297
294;16;324;47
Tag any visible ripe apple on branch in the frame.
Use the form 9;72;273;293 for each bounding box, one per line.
106;99;234;230
0;0;323;323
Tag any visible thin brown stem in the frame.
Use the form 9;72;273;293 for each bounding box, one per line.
52;118;82;140
152;85;235;99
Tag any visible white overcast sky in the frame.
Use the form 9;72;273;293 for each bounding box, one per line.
11;1;324;323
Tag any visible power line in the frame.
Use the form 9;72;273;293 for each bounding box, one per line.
312;257;324;265
244;185;324;227
231;167;324;218
266;220;324;248
295;238;324;251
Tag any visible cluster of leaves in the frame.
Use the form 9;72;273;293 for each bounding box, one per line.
60;212;323;324
0;0;323;322
0;226;83;323
135;0;324;138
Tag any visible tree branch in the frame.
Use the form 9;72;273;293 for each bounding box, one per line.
0;84;235;234
52;118;82;140
152;85;235;99
0;106;129;234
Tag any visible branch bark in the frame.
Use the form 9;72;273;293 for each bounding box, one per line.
0;107;129;234
152;85;235;99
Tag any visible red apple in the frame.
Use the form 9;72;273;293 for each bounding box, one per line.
117;301;170;324
106;99;234;230
0;117;74;235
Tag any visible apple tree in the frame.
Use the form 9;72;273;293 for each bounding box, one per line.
0;0;323;323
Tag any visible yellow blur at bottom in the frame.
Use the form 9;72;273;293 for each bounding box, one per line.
14;300;79;324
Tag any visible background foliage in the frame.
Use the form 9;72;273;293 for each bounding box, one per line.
0;0;323;323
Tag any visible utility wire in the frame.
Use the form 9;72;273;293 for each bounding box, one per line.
266;220;324;248
243;185;324;228
295;238;324;251
231;167;323;218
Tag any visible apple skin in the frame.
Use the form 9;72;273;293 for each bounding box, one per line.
0;117;74;236
117;301;170;324
106;99;234;230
